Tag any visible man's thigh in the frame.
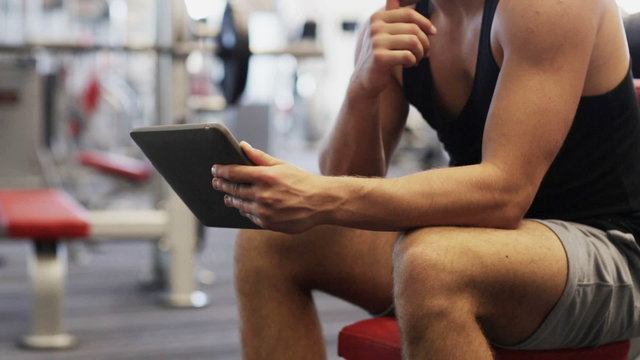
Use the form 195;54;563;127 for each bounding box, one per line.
398;219;640;349
396;220;568;346
236;226;400;314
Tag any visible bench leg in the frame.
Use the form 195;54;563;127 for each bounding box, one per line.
19;241;77;350
162;191;209;308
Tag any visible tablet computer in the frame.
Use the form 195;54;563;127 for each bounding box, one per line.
130;123;260;229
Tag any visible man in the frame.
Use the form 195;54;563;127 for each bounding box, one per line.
211;0;640;358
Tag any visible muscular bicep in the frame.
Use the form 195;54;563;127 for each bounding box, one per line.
482;0;599;205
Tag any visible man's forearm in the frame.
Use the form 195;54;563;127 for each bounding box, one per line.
321;164;533;231
319;86;387;177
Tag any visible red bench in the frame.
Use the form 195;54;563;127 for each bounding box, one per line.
338;317;630;360
77;149;153;182
0;189;89;350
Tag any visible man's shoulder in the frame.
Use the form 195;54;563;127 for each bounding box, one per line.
494;0;602;37
493;0;603;60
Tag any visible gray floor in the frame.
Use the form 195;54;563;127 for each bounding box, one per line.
0;227;369;360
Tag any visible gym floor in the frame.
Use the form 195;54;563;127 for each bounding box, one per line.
0;227;368;360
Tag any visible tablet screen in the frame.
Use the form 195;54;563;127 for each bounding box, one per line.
131;123;260;229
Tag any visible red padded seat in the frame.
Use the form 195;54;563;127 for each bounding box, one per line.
338;317;630;360
0;189;89;240
77;149;153;182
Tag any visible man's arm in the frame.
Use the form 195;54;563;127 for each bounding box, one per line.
319;2;436;177
318;66;408;177
323;0;600;230
212;0;601;233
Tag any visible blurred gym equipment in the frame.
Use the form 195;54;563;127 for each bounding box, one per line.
0;58;204;349
0;0;325;350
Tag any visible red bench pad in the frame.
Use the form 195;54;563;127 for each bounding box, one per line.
338;318;629;360
0;189;89;240
77;149;153;182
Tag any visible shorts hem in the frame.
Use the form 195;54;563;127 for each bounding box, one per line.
491;219;579;350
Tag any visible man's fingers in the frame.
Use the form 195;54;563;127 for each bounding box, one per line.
225;196;263;226
212;178;254;199
380;8;437;35
367;10;436;67
386;23;431;56
224;195;254;211
374;43;423;68
240;211;264;228
212;163;262;183
377;33;428;61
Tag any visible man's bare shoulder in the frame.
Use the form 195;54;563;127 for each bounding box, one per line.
493;0;603;60
494;0;604;27
492;0;629;94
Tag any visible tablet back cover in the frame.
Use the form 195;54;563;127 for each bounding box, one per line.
131;123;260;229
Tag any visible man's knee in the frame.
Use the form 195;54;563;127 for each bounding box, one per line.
235;229;281;261
235;226;398;309
235;229;294;276
234;227;344;288
392;227;480;317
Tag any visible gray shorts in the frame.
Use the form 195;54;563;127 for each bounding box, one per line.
373;219;640;350
498;219;640;350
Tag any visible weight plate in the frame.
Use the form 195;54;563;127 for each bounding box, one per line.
217;3;250;105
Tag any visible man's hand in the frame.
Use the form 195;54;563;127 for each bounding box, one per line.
351;0;437;98
212;143;335;234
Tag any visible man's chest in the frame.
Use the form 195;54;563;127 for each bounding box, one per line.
426;12;488;119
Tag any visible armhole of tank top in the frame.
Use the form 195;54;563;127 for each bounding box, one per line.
480;0;501;71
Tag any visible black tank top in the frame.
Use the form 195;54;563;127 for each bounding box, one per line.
403;0;640;237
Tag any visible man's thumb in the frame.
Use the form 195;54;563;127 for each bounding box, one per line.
241;142;282;166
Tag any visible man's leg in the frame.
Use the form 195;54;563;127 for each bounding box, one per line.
235;226;399;360
393;220;568;360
